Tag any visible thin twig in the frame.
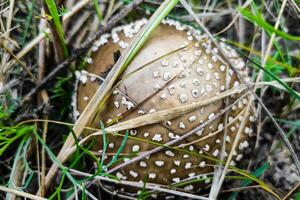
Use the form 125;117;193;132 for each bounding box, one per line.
0;185;47;200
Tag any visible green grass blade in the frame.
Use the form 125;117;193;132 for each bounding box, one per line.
227;162;269;200
93;0;103;22
236;50;300;100
240;8;300;42
106;129;129;168
44;0;69;57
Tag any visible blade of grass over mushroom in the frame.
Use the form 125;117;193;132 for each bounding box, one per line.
99;121;107;171
44;0;69;57
106;130;129;168
40;0;179;194
227;162;270;200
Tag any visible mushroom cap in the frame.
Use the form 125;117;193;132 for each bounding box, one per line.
76;19;254;193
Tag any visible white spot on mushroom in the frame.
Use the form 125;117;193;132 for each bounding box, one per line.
138;109;145;114
130;130;137;136
212;55;218;62
129;170;138;178
220;65;226;72
119;41;129;49
149;108;156;113
168;85;176;95
165;150;175;157
163;72;172;81
199;161;206;168
149;173;156;179
174;160;181;166
230;126;236;132
203;144;210;151
184;185;194;191
180;82;186;88
108;143;114;149
86;58;93;64
132;145;140;152
188;172;196;177
192;89;200;98
185;162;192;169
179;122;186;129
196;67;204;76
152;71;159;78
152;134;162;142
170;169;176;174
236;154;243;161
196;129;204;136
207;63;214;69
155;160;165;167
183;154;190;158
112;90;118;95
192;78;200;86
144;132;149;138
206;84;213;93
121;96;134;110
114;101;120;108
188;115;197;122
160;93;167;100
140;161;147;167
154;83;161;90
179;93;188;103
213;149;219;157
172;177;180;183
249;116;255;122
206;73;211;81
208;113;215;120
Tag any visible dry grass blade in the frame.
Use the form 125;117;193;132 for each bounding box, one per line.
0;185;47;200
38;0;178;194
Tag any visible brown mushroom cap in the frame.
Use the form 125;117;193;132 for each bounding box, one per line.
75;19;255;193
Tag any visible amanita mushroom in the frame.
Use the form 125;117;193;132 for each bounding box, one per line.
75;19;255;193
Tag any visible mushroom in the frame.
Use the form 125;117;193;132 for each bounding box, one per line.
75;18;255;193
